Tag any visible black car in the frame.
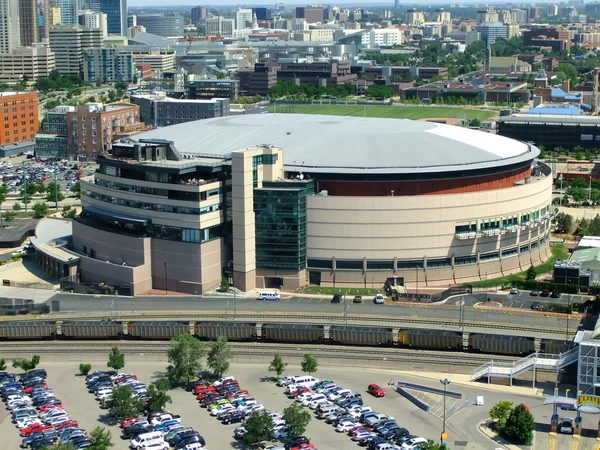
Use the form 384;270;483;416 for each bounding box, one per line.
21;432;56;448
367;437;388;450
20;369;47;381
174;433;205;449
185;380;205;392
551;290;561;299
331;294;342;303
386;427;410;440
285;436;310;450
222;410;245;424
122;423;153;438
169;430;199;446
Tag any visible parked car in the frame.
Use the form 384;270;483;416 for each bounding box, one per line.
374;294;385;304
331;294;342;303
530;289;540;297
509;287;519;295
353;295;362;303
530;302;541;310
559;417;574;434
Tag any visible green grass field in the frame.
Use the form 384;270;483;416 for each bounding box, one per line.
267;104;496;121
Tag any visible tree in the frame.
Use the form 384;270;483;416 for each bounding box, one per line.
3;210;14;225
13;355;41;372
282;402;311;437
268;353;287;379
570;187;587;203
219;276;230;292
147;377;172;412
207;336;233;378
107;347;125;370
244;410;275;443
490;400;513;432
419;442;449;450
107;384;143;420
62;205;77;218
115;80;128;90
46;181;65;203
166;333;206;385
32;202;49;218
79;363;92;376
12;202;21;211
89;426;113;450
0;359;6;370
300;354;318;375
70;181;81;198
470;117;482;127
503;403;535;444
525;265;536;281
554;212;574;234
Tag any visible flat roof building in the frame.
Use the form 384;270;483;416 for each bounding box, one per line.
49;25;103;75
0;92;39;146
0;46;55;87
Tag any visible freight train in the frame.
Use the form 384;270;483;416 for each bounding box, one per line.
0;320;574;356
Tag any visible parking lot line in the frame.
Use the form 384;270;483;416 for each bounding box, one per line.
508;301;514;308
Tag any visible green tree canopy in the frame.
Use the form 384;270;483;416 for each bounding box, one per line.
0;359;6;370
70;181;81;198
490;400;513;431
13;355;41;372
301;354;318;375
166;333;206;385
244;410;275;443
46;181;64;203
268;353;287;379
32;202;49;218
282;402;311;437
79;363;92;376
503;403;535;444
107;347;125;370
147;377;172;412
89;426;113;450
207;336;233;378
554;213;574;234
525;265;536;281
107;384;143;420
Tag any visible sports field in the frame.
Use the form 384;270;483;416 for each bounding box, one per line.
267;103;496;121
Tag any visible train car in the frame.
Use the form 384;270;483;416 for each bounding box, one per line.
195;322;255;341
262;324;324;343
541;339;575;355
399;329;463;350
330;326;392;346
470;334;535;355
127;321;188;339
0;321;55;340
61;321;123;339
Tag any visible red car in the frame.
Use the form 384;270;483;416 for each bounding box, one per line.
368;384;385;397
291;444;315;450
120;417;137;428
193;384;212;394
25;383;47;393
225;389;249;399
20;423;52;436
288;387;310;399
53;420;79;430
39;403;63;412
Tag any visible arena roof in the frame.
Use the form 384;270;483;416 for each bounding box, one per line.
133;114;537;174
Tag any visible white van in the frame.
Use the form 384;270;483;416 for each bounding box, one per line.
258;291;281;301
290;376;319;388
129;431;165;449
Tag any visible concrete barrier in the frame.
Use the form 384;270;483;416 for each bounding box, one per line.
396;386;430;412
396;381;463;399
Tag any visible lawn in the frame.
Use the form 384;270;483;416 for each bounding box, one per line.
267;104;496;121
302;286;382;296
468;244;569;289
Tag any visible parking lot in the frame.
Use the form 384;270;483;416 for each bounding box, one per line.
4;361;599;449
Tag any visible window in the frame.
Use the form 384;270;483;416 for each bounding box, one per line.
367;260;394;270
502;247;518;257
480;251;499;261
307;259;333;269
455;255;476;265
336;260;363;270
397;260;423;269
455;223;476;233
427;258;451;268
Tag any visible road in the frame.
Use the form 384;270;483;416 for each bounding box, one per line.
46;293;578;330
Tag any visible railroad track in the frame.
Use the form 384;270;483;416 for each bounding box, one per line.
0;341;531;368
7;311;574;336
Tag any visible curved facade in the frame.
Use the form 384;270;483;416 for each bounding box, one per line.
73;114;553;294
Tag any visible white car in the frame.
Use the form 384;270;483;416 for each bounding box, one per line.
295;392;313;403
302;394;325;407
348;406;372;419
16;418;41;429
336;420;357;433
401;437;428;449
273;426;289;440
374;293;385;304
212;404;236;416
328;389;351;401
267;411;283;421
352;430;375;442
213;376;235;387
243;404;264;414
308;398;328;410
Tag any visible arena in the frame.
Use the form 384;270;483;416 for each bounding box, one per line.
64;114;553;294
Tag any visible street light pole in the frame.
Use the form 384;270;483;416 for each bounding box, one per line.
566;294;571;342
164;263;168;296
54;170;58;211
440;378;450;446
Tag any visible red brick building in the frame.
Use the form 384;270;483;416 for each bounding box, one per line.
0;91;38;145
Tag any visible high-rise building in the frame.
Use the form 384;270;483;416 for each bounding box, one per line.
477;8;498;24
37;0;50;40
205;16;234;37
403;9;425;26
475;21;508;45
236;8;253;30
98;0;126;35
252;7;268;20
49;24;103;74
19;0;39;46
127;25;145;39
0;45;55;85
127;14;135;27
548;4;559;16
78;10;108;36
135;13;184;37
83;47;134;82
433;8;451;25
57;0;76;24
48;6;62;28
35;105;74;159
0;0;21;53
191;5;206;24
295;6;324;23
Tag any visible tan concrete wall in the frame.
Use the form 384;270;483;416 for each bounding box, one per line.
255;269;306;291
306;175;552;261
78;253;152;294
72;220;150;267
151;238;203;294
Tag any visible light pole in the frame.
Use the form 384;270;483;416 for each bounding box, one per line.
440;378;450;446
164;263;168;296
558;174;564;207
53;170;59;211
566;294;571;343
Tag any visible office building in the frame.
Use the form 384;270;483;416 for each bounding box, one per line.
18;0;38;46
48;6;62;28
0;92;38;146
49;24;103;75
37;0;49;40
433;8;451;25
0;45;55;86
131;50;175;73
188;79;239;100
127;14;135;27
295;6;324;24
135;13;184;37
67;102;141;159
97;0;126;36
206;16;235;38
83;47;134;82
361;28;403;47
35;105;74;158
477;8;498;24
404;9;425;26
475;22;508;46
236;8;253;30
277;60;355;86
127;25;145;39
0;0;21;53
72;114;551;295
191;6;206;24
253;7;268;20
523;26;571;52
78;10;108;36
130;92;230;127
58;0;76;24
235;63;279;96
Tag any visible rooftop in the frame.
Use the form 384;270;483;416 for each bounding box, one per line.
570;247;600;265
130;93;226;104
131;114;536;175
577;236;600;250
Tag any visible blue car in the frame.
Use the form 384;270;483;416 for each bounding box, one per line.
154;419;181;432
